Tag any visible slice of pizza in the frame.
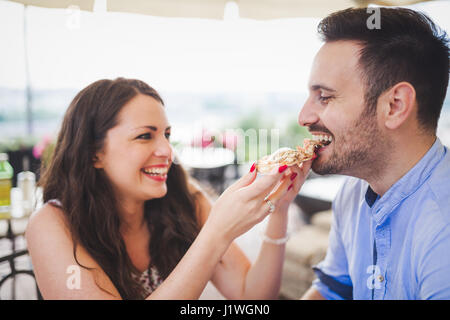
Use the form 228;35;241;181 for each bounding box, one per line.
256;138;328;173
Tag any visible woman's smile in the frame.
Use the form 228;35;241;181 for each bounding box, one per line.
141;164;169;182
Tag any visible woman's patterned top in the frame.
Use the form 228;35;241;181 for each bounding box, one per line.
134;266;163;299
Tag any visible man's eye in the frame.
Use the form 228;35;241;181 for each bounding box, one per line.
165;132;171;140
319;95;333;104
137;133;152;140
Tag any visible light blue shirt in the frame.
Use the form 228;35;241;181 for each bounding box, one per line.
312;138;450;300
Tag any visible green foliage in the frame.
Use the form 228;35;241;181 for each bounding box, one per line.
230;112;311;162
234;111;275;162
0;136;38;153
236;111;274;132
280;120;312;149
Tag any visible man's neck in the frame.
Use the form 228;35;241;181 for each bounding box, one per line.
366;135;436;197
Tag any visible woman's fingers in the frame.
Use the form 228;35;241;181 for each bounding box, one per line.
285;163;307;195
242;164;289;198
291;160;311;185
264;160;313;210
206;158;314;242
264;172;292;204
299;159;313;176
223;162;258;194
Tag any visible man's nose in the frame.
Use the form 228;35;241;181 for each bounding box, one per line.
298;97;319;127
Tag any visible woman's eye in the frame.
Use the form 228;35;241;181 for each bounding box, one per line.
137;133;152;140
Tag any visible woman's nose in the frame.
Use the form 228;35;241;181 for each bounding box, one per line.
153;138;172;159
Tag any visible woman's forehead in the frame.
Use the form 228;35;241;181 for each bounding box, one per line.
117;94;169;128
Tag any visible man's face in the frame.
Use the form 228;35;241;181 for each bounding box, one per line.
298;41;386;177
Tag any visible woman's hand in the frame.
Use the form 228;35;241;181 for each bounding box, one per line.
269;159;313;213
204;164;294;244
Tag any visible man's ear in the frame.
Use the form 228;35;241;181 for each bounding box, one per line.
379;82;416;130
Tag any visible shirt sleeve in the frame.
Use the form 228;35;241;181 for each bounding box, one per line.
311;186;353;300
418;224;450;300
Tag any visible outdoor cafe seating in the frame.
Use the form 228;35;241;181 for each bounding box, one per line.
0;187;42;300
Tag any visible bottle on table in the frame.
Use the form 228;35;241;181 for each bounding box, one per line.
0;153;14;219
17;170;36;216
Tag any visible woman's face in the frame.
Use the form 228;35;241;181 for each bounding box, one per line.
94;94;173;202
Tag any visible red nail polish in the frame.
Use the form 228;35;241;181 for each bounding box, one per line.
290;173;297;181
250;162;256;172
279;165;288;173
288;184;293;191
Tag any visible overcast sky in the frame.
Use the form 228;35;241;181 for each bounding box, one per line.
0;0;449;93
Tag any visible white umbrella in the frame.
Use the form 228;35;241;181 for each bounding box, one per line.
11;0;94;11
10;0;434;19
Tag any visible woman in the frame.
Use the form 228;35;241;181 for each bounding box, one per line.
26;78;312;299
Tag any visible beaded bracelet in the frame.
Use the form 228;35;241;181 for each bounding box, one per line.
259;232;290;245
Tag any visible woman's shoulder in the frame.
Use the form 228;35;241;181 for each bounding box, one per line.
26;201;99;271
27;201;70;239
26;201;121;299
26;201;95;265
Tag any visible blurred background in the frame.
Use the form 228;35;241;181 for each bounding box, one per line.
0;0;449;300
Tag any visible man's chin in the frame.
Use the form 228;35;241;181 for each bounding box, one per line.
311;165;330;176
311;158;340;176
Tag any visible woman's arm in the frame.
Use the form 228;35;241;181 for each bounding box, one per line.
195;187;287;299
201;162;312;300
27;165;289;300
148;166;293;300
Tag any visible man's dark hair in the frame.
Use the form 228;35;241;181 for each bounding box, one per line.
318;7;449;132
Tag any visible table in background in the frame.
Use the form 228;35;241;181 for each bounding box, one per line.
177;147;236;194
295;175;346;223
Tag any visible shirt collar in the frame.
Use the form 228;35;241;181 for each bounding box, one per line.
368;137;445;225
365;186;379;208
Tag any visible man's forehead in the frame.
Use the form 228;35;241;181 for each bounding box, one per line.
308;41;363;91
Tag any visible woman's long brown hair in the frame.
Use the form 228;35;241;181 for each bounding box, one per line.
39;78;200;299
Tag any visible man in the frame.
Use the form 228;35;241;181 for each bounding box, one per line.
298;7;450;299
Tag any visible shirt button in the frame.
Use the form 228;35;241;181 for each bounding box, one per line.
377;275;384;282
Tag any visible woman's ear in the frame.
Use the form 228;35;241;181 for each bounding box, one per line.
93;153;103;169
380;82;416;130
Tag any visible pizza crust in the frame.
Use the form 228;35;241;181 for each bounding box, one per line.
256;138;323;173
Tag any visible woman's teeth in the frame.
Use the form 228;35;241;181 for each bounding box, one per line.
142;168;168;176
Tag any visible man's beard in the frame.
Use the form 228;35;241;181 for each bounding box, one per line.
312;110;387;177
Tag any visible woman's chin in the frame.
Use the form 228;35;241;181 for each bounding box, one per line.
144;187;168;200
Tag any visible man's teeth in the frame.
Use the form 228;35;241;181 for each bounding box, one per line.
142;168;168;175
312;134;333;143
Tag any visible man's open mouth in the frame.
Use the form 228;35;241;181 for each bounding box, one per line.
312;134;333;148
